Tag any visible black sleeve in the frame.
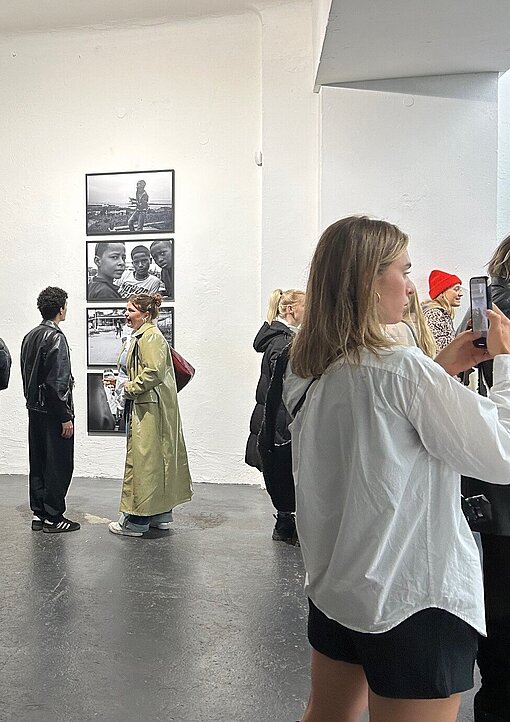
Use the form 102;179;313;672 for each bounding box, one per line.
43;335;73;421
267;335;291;374
0;338;11;390
481;282;510;390
491;283;510;318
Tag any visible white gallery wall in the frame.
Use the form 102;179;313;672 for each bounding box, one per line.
0;1;319;483
1;2;509;485
320;74;499;308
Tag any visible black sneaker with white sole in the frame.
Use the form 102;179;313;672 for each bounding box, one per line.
31;516;44;531
43;517;80;533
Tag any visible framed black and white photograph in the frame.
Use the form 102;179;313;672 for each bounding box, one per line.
86;238;174;302
86;169;174;235
87;307;175;367
87;371;126;434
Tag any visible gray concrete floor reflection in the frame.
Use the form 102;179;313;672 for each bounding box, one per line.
0;476;478;721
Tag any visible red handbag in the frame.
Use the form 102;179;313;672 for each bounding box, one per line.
171;348;195;392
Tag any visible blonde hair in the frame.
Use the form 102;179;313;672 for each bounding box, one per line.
405;286;437;358
422;292;456;320
266;289;305;323
488;232;510;281
129;292;162;320
291;216;408;378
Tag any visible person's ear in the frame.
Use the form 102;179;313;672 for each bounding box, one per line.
94;255;101;268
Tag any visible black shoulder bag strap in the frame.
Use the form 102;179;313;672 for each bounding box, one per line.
263;345;315;451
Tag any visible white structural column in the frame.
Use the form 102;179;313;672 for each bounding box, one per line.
498;70;510;241
311;0;333;79
259;1;319;312
319;74;499;298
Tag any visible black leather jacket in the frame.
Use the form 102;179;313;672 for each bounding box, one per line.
20;321;74;421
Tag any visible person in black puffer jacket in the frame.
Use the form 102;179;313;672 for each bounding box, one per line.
246;288;305;544
463;233;510;722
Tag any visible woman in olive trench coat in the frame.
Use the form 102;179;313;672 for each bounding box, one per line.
108;293;192;537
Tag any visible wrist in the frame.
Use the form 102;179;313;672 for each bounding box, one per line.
434;359;458;376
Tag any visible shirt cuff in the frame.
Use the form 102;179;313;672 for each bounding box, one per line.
493;355;510;382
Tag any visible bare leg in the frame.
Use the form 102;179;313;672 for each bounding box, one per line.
368;689;461;722
301;649;368;722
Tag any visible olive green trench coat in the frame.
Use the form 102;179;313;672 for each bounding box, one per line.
120;322;192;516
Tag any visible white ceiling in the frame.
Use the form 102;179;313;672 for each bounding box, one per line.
317;0;510;85
0;0;286;33
3;0;509;86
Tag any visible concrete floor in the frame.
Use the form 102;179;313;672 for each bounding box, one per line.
0;475;479;722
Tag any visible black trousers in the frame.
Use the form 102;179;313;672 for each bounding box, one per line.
476;533;510;720
28;411;74;521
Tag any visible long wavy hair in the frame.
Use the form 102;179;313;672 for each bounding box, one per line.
488;232;510;281
291;216;408;378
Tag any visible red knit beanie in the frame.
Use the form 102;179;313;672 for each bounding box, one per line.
428;269;462;300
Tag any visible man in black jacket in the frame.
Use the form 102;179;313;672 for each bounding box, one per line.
20;287;80;533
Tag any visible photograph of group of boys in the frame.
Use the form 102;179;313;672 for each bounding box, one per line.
85;169;174;235
86;239;174;302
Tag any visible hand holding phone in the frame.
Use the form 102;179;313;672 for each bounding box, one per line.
470;276;492;348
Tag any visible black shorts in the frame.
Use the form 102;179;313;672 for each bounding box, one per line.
308;599;478;699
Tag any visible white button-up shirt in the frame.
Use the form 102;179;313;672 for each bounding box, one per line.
283;348;510;635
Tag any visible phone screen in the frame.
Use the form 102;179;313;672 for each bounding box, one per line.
470;277;491;346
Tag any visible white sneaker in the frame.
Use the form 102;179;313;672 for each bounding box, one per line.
108;520;143;537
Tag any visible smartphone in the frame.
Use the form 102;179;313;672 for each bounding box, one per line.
470;276;492;348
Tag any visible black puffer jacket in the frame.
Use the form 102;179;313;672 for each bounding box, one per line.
20;321;74;422
462;275;510;535
245;321;295;470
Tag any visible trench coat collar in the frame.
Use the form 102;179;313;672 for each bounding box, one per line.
131;321;155;339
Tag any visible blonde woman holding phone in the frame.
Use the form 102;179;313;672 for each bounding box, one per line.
285;216;510;722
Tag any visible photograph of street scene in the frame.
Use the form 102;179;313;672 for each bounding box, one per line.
87;307;174;367
87;370;126;434
86;169;174;235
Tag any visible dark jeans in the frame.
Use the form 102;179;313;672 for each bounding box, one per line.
476;534;510;720
28;411;74;521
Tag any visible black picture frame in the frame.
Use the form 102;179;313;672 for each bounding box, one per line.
86;169;175;235
87;307;175;367
87;371;126;434
86;238;175;302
